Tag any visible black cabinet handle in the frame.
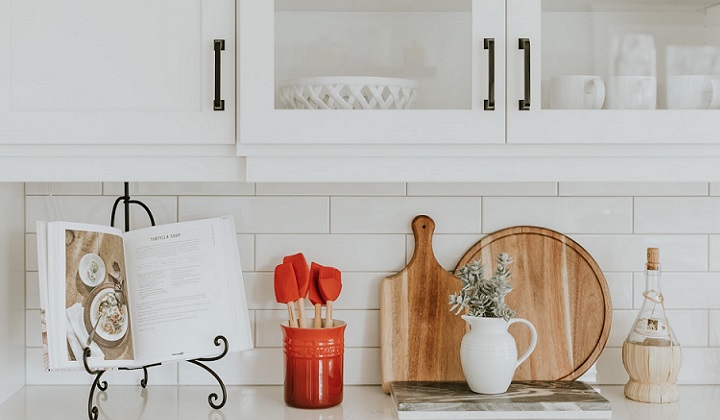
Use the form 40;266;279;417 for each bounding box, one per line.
519;38;531;111
484;38;495;111
213;39;225;111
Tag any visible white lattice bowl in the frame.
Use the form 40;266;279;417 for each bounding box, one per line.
279;76;418;110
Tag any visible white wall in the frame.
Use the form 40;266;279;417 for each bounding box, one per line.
0;183;25;403
23;182;720;385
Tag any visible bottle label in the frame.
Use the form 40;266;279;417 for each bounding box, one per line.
633;317;670;338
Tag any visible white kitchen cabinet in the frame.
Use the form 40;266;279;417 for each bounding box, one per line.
507;0;720;144
239;0;505;148
0;0;234;146
238;0;720;182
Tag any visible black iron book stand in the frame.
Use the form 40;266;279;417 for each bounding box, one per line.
80;182;228;420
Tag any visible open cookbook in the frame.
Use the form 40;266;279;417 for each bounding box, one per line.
37;216;253;370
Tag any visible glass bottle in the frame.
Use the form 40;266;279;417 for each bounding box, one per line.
622;248;682;403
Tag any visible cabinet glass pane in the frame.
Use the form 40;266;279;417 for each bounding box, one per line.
274;0;472;110
541;0;720;110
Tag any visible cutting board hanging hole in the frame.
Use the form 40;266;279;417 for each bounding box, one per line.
411;215;436;260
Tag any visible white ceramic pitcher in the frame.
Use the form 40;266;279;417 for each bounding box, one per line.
460;315;538;394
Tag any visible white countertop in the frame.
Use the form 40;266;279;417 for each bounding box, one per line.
0;385;718;420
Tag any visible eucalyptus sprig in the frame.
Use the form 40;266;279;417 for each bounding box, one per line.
449;253;516;321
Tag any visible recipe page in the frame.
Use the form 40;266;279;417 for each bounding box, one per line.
123;218;227;363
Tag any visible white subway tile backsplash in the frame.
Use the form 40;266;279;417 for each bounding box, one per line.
560;183;708;197
677;348;720;384
25;310;41;348
178;348;381;385
26;196;115;232
708;183;720;196
590;348;720;386
587;348;720;385
254;309;379;348
483;197;633;233
244;272;384;310
573;235;708;272
26;234;37;271
331;197;481;234
25;183;103;196
104;182;255;196
635;197;720;233
708;235;720;271
257;183;405;196
243;273;276;310
25;196;177;232
26;272;39;309
255;234;406;272
22;182;720;386
406;234;485;271
407;183;557;197
237;234;254;272
605;273;633;310
179;197;329;233
592;348;627;385
710;311;720;346
179;348;281;385
634;272;720;309
608;310;707;348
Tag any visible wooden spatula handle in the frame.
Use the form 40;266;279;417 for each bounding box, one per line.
325;300;334;328
314;304;322;328
296;299;307;328
287;303;298;328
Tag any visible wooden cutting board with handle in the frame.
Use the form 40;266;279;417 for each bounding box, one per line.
381;215;467;393
455;226;612;381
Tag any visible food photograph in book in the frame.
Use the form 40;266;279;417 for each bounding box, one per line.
64;228;134;362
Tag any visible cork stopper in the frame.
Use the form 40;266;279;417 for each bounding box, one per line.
646;248;660;270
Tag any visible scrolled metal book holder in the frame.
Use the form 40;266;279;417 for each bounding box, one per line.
80;182;228;420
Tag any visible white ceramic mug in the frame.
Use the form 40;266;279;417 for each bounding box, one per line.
666;75;720;109
549;76;605;109
605;76;657;109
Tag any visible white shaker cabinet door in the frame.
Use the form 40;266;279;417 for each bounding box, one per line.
0;0;234;145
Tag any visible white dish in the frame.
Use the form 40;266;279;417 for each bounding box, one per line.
88;288;128;343
278;76;418;110
78;253;106;287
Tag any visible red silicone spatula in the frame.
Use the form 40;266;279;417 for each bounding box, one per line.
308;262;325;328
318;266;342;328
274;262;299;328
283;253;310;328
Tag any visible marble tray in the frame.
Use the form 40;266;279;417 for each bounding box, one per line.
390;381;612;419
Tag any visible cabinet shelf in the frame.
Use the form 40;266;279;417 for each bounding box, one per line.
275;0;470;13
543;0;719;13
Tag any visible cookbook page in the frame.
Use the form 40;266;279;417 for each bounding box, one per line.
40;221;134;370
123;217;248;363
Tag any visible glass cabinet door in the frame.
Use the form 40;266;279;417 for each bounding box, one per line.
239;0;505;147
507;0;720;144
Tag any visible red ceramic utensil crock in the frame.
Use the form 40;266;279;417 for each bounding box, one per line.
281;320;346;408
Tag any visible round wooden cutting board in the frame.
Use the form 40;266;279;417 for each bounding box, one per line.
455;226;612;381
